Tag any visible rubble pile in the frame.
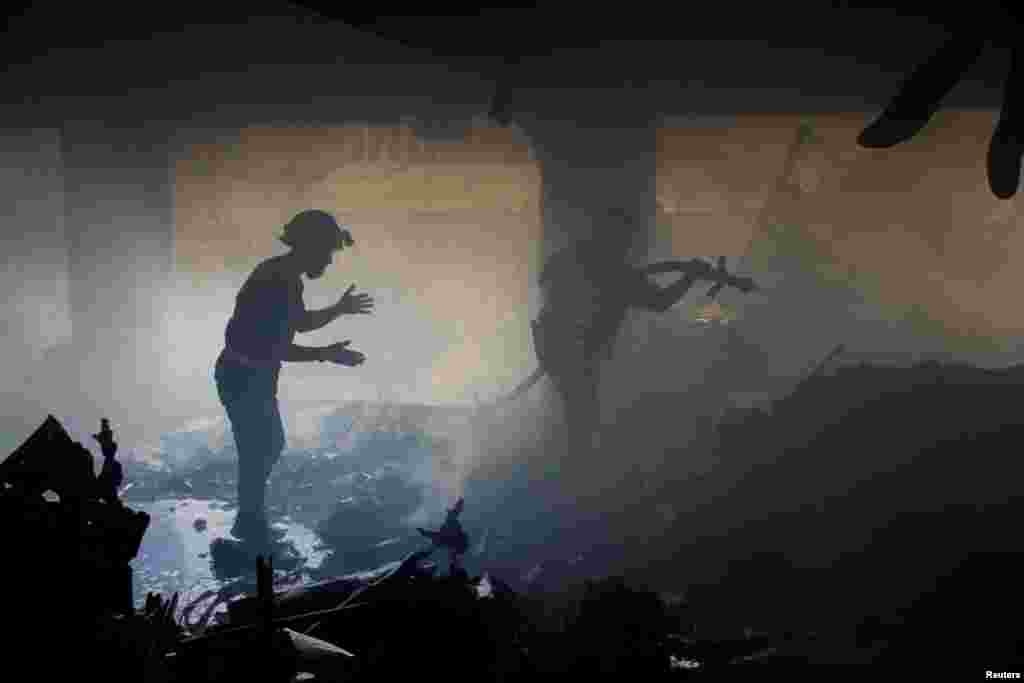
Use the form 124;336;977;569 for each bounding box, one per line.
165;500;723;681
640;360;1024;673
176;552;795;681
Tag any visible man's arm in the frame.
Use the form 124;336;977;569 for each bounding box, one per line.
279;343;331;362
295;301;345;334
277;341;363;366
630;259;732;312
631;271;700;313
295;285;373;333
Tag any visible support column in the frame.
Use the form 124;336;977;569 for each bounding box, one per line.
511;87;659;492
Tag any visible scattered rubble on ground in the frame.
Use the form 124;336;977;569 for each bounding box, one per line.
5;358;1023;679
0;414;803;681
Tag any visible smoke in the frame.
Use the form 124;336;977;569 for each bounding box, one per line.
399;402;495;526
376;384;565;534
285;403;338;450
401;454;451;527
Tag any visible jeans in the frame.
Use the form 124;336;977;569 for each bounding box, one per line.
214;353;285;521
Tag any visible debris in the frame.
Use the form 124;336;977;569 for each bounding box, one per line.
282;627;355;662
0;414;96;500
0;415;167;680
313;494;417;572
475;573;494;599
417;497;470;568
228;549;436;628
93;418;124;506
1;416;150;616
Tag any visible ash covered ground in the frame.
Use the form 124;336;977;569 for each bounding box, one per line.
123;401;481;606
116;396;606;620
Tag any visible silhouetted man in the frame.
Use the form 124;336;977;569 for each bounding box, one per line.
533;208;754;458
215;210;373;545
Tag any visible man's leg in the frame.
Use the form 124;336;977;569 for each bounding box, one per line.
228;402;274;541
261;398;286;512
562;364;601;460
215;361;281;544
226;400;286;543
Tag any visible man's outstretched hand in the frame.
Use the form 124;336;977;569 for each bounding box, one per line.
337;284;374;315
324;340;366;367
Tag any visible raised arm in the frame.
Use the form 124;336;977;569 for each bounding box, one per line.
630;260;712;312
295;284;373;333
295;300;346;334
